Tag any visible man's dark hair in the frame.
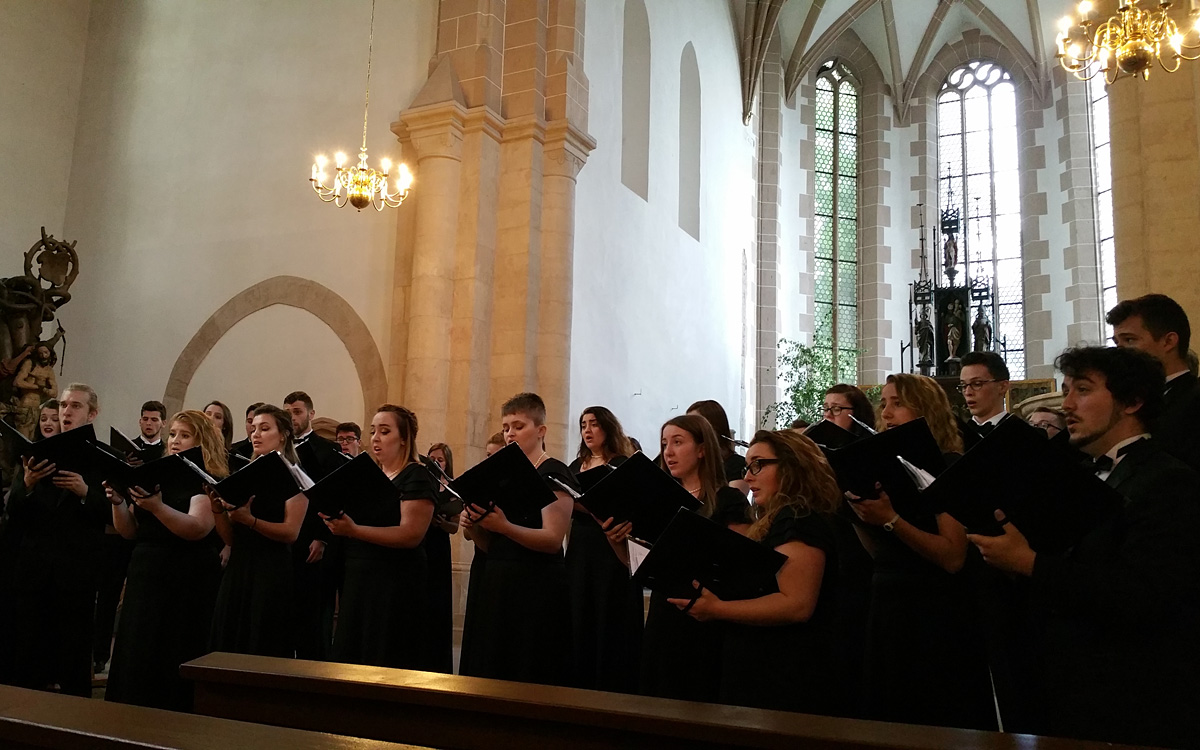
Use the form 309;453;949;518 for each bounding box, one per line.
245;401;265;417
1106;293;1191;357
1055;346;1165;428
141;400;167;421
959;351;1011;382
283;391;314;411
336;421;361;439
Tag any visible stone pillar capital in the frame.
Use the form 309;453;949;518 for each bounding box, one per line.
392;101;469;162
542;120;596;181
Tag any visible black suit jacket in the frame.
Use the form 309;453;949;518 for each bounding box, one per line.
131;436;165;461
1029;438;1200;748
5;470;110;594
294;433;345;546
230;438;252;459
1155;370;1200;473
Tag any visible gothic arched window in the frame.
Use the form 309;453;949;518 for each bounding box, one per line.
814;59;859;381
937;60;1024;377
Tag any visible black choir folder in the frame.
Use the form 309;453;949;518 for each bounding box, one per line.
109;426;159;462
633;508;786;601
922;417;1122;554
450;442;557;523
575;452;702;544
92;445;207;499
823;418;947;515
0;420;95;474
304;452;398;518
194;451;303;514
574;463;614;492
803;419;863;450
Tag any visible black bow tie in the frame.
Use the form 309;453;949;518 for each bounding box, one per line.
977;422;995;437
1091;454;1114;474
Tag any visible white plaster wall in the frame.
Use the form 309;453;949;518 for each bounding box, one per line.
0;0;90;246
572;0;755;448
184;305;364;428
51;0;435;433
881;114;920;381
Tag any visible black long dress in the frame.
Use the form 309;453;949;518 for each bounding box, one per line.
105;487;221;710
420;488;455;673
719;507;841;714
331;463;436;669
856;505;995;730
457;544;487;675
209;491;296;658
639;486;750;702
565;456;643;692
461;458;574;686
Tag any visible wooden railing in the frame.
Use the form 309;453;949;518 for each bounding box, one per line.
181;652;1143;750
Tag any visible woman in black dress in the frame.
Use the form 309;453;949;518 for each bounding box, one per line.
208;404;309;658
671;429;843;714
322;406;435;668
636;414;750;702
564;406;641;692
105;410;225;710
457;431;504;676
460;393;574;686
846;374;994;729
687;399;749;493
422;441;458;673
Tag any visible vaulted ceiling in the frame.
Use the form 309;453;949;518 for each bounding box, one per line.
736;0;1078;122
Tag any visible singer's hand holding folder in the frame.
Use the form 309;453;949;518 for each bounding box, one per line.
449;442;557;523
823;418;946;516
574;452;701;545
187;452;303;516
92;445;207;499
633;508;786;601
304;452;399;518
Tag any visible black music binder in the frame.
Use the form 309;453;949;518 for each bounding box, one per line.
189;451;303;514
922;416;1122;554
449;442;557;524
823;418;947;516
575;452;701;544
110;426;161;462
93;445;207;499
304;452;397;518
633;508;787;601
1;420;95;474
803;420;862;450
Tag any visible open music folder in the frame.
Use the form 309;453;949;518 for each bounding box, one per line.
449;442;557;524
572;452;702;545
91;444;207;499
1;420;96;475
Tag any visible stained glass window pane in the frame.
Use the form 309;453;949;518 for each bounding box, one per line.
815;215;833;256
838;217;856;261
838;263;857;304
814;172;833;216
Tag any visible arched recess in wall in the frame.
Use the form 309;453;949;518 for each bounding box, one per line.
162;276;387;426
678;42;701;240
621;0;651;200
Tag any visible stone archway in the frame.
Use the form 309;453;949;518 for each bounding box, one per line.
163;276;387;426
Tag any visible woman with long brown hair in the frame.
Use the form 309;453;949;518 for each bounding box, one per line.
105;410;227;710
565;406;640;692
637;414;750;702
687;399;748;491
671;429;843;714
846;373;993;730
823;384;875;433
208;404;309;658
322;405;436;668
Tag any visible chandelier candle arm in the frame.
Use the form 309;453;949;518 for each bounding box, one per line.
1055;0;1200;83
307;0;413;211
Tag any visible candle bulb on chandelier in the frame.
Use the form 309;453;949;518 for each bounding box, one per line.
380;157;391;174
1077;1;1091;21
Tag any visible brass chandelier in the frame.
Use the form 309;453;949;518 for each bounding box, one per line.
1055;0;1200;83
309;0;412;211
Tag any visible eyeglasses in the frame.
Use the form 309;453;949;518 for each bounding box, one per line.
955;379;999;393
1030;421;1062;433
334;436;359;444
821;405;848;415
743;458;780;476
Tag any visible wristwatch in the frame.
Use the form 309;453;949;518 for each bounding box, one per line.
883;514;901;532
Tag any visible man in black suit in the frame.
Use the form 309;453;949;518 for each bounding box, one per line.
130;400;166;459
4;384;109;696
1107;293;1200;472
957;351;1011;449
283;391;343;660
968;346;1200;748
229;401;264;459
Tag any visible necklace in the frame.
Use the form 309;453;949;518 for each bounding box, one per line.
686;485;702;497
533;450;549;468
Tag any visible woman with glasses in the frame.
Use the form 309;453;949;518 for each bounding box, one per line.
845;373;994;730
668;429;843;715
635;415;750;703
822;384;875;433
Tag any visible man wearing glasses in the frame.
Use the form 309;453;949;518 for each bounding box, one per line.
957;351;1011;447
335;422;362;457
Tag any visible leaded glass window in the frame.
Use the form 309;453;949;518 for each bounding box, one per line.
1088;74;1116;337
937;60;1025;378
814;60;858;382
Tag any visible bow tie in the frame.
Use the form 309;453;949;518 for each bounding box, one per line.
1090;454;1114;474
977;422;996;437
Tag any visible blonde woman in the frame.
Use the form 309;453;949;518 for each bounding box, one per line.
847;373;993;730
104;410;227;710
672;429;842;714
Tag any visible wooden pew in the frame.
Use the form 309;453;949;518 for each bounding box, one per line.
0;683;429;750
182;652;1139;750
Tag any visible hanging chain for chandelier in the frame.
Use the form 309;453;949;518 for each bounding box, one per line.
310;0;413;210
1056;0;1200;84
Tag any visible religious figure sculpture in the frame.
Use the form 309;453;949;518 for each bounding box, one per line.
916;307;934;365
972;305;993;352
942;234;959;273
945;299;965;361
